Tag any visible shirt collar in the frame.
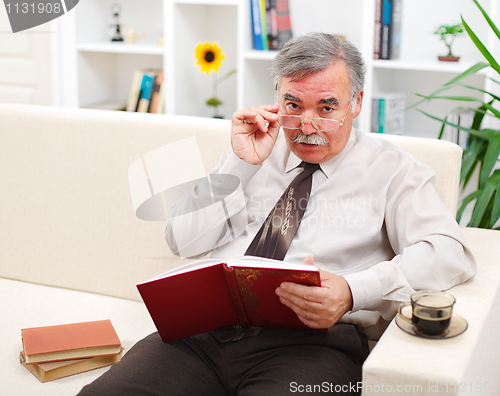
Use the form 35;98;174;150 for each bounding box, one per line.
284;129;357;178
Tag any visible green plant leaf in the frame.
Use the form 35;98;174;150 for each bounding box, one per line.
469;184;496;227
480;133;500;188
443;62;489;87
471;102;491;130
408;85;454;110
415;95;500;119
217;69;237;85
490;173;500;226
409;66;486;109
481;103;500;119
469;173;500;227
416;109;491;140
470;0;500;43
437;115;447;139
487;75;500;86
492;191;500;227
457;189;481;224
461;138;483;185
452;83;500;102
414;95;500;119
461;16;500;75
206;97;222;106
414;94;479;102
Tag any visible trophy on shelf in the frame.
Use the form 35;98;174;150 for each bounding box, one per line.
110;1;124;42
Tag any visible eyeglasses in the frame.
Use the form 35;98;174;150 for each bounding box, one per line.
277;102;352;133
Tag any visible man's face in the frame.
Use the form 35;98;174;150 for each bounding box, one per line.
278;61;363;164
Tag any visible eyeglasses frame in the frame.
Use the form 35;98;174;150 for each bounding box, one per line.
277;101;352;133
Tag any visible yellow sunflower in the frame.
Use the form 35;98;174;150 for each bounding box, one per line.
195;42;225;74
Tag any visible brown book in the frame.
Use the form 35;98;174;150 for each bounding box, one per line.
22;320;121;364
20;348;123;382
148;71;164;114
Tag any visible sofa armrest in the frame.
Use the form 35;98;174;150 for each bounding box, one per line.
362;227;500;395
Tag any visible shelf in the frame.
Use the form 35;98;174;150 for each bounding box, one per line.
174;0;238;4
77;42;165;55
372;59;484;74
243;50;278;61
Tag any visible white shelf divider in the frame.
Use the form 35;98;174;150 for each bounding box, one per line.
77;42;165;55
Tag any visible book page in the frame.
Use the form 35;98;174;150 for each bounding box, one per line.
141;258;223;282
228;256;319;273
140;256;320;284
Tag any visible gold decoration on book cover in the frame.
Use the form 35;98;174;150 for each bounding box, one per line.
234;268;317;330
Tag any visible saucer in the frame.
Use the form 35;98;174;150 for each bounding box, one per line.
395;309;468;339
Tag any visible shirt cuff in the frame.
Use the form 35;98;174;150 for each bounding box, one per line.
344;269;383;313
218;151;262;189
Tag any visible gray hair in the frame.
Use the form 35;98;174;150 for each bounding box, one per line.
270;32;366;102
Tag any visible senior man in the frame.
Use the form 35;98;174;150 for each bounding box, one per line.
79;33;476;396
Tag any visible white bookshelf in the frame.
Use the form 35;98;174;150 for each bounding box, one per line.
57;0;500;138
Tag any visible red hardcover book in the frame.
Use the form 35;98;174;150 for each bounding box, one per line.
22;320;122;365
137;257;322;343
275;0;292;49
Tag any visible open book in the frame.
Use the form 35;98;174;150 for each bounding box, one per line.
137;256;322;343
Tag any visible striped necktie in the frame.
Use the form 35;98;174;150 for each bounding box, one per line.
245;161;320;260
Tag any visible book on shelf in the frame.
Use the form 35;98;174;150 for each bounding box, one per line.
377;0;402;60
250;0;267;50
126;69;144;112
371;92;406;135
137;256;322;343
259;0;269;50
266;0;279;51
136;72;156;113
148;70;164;114
442;108;473;149
21;319;122;365
126;69;164;113
251;0;291;51
20;348;123;383
389;0;402;59
373;0;382;59
275;0;292;49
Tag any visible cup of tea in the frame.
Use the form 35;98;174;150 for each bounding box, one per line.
398;290;456;336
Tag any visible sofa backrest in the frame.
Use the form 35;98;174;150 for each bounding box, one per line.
0;103;461;301
0;104;231;301
374;133;462;216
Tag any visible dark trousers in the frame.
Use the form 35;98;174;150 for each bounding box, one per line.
78;324;369;396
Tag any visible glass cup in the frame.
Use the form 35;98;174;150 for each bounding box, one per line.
398;290;456;336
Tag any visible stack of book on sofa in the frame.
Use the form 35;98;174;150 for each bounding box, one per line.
20;319;122;383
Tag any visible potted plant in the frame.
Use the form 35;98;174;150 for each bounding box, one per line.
415;0;500;229
434;23;464;62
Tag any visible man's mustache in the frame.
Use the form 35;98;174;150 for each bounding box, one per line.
291;133;328;146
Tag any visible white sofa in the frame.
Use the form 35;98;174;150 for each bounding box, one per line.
1;103;499;396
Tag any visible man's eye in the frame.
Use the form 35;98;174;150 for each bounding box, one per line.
286;103;301;113
322;106;334;114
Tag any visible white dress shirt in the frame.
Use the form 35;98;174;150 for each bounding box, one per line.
165;129;476;336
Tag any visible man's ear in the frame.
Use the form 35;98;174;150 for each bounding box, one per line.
352;90;364;118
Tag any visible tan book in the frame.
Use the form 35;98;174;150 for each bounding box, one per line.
126;70;144;112
22;319;121;364
20;348;123;382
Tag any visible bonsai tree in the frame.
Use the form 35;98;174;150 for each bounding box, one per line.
434;23;464;60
